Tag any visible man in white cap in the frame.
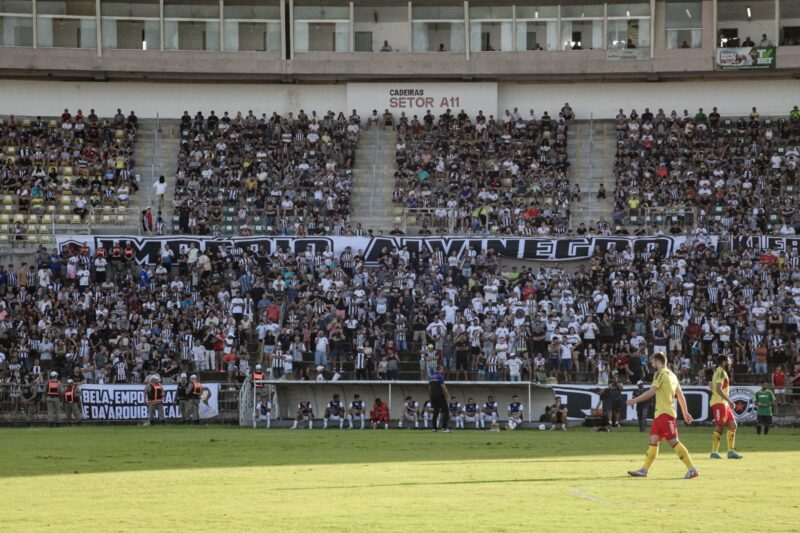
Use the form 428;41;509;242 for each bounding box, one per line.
63;378;82;425
176;372;192;423
45;370;62;427
145;374;166;424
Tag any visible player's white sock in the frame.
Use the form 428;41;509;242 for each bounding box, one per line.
339;419;343;429
347;415;353;428
398;420;403;428
308;420;313;429
323;419;329;429
423;412;430;428
384;422;388;430
266;417;270;429
360;415;365;429
292;420;298;429
414;421;419;428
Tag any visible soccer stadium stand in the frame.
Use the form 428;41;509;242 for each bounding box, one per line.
613;106;800;235
392;108;572;236
0;110;139;246
172;110;358;237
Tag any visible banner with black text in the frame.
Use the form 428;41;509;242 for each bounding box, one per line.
78;383;220;421
55;235;716;265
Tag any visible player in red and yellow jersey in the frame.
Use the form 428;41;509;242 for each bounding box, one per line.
710;355;743;459
626;352;699;479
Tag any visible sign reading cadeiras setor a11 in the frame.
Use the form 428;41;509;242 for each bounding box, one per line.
347;82;498;120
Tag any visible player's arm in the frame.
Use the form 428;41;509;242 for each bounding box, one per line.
626;386;656;406
714;381;735;409
675;384;693;425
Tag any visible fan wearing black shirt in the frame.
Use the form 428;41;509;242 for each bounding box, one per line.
429;364;451;432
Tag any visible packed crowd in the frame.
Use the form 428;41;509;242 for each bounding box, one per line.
392;105;575;236
612;105;800;235
0;109;139;219
1;230;799;409
172;109;358;237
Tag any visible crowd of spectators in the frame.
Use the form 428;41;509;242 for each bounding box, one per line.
612;105;800;236
0;109;139;227
1;230;799;415
172;109;358;237
392;105;574;236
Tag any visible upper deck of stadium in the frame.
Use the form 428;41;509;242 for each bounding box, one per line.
0;0;798;81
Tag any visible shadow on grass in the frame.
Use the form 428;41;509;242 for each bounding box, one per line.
1;426;799;478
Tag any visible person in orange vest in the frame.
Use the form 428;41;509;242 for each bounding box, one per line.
109;240;122;277
123;241;136;273
252;364;266;389
45;370;62;427
63;378;82;425
188;374;202;424
145;374;166;425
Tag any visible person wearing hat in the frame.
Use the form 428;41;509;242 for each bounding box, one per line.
45;370;62;427
63;378;82;425
252;364;266;389
145;374;166;425
176;373;192;423
632;379;653;432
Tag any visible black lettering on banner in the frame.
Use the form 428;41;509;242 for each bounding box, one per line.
55;236;714;265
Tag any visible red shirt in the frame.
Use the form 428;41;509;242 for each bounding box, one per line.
615;355;629;368
773;370;785;387
791;371;800;386
371;402;389;420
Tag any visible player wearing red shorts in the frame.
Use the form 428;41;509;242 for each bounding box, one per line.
710;355;743;459
626;352;699;479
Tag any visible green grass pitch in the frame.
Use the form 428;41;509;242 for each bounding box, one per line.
1;426;798;532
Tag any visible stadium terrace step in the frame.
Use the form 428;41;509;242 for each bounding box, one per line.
351;127;398;231
568;119;616;228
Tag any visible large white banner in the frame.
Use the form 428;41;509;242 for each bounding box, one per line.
55;235;716;265
78;383;220;421
347;82;498;120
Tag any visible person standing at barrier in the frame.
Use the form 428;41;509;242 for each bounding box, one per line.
63;379;82;425
45;371;62;427
633;380;653;432
176;373;191;423
429;364;451;433
754;382;776;435
21;374;38;426
188;374;202;424
145;375;166;425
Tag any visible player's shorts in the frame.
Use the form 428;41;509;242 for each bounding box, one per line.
757;414;772;426
712;403;734;426
403;412;417;420
481;411;497;420
650;413;678;441
327;413;341;420
774;388;784;395
463;415;477;422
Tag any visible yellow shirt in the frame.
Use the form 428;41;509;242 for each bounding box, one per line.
710;367;729;406
652;368;679;418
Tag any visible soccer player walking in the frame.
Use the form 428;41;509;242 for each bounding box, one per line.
709;355;743;459
626;352;699;479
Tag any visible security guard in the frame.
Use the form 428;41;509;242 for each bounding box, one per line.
123;241;136;273
95;243;106;258
176;373;192;423
45;371;62;427
188;374;202;424
145;374;166;424
109;240;122;277
63;378;82;425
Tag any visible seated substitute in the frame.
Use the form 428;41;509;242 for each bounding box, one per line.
398;395;420;429
421;399;435;429
462;397;480;429
480;395;499;429
448;396;463;429
370;397;390;429
254;393;271;429
547;396;569;430
348;393;366;429
506;395;524;430
324;394;345;429
291;401;315;429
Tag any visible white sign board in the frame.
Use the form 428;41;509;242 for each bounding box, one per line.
347;82;498;119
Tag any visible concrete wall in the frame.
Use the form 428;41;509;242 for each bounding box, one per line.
0;78;798;120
